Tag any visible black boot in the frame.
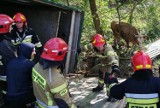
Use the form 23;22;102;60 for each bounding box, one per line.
92;86;103;92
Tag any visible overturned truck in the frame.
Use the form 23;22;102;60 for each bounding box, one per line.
0;0;84;74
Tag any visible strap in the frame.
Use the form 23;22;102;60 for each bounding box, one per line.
49;67;52;83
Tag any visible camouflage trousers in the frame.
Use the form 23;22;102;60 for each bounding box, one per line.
89;64;112;87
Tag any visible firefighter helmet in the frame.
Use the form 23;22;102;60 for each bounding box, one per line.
92;34;105;47
13;13;26;23
0;14;13;34
131;50;152;71
41;37;68;61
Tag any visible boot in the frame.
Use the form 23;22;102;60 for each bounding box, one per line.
92;86;103;92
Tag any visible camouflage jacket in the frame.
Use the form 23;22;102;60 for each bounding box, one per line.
81;43;119;67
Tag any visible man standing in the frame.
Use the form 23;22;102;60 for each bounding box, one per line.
32;38;77;108
0;14;17;106
10;12;42;63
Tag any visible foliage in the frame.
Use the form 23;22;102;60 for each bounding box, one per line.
48;0;160;45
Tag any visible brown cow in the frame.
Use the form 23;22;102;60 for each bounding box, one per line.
111;21;140;48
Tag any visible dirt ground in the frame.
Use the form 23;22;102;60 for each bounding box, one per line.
68;77;127;108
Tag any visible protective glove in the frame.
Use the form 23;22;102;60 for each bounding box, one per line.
104;72;118;85
111;65;120;76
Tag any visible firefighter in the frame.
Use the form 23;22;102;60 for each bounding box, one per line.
109;50;160;107
10;12;42;63
6;42;36;108
0;14;17;106
32;37;77;108
89;34;119;92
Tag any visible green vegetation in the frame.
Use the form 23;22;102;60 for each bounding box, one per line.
49;0;160;45
48;0;160;76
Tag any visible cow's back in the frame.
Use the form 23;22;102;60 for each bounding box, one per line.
119;22;139;44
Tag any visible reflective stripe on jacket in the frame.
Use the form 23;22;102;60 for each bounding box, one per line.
126;93;159;108
10;25;42;48
32;63;73;108
110;75;160;108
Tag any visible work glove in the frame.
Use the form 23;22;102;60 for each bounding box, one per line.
111;65;120;76
104;72;118;85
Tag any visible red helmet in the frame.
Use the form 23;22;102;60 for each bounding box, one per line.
131;50;152;71
92;34;105;47
41;38;68;61
13;13;26;23
0;14;13;34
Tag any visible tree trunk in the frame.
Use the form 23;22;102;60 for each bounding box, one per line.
89;0;104;36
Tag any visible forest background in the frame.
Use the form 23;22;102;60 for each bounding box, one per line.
50;0;160;77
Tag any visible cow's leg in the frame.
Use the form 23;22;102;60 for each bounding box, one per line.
126;40;130;48
114;35;118;45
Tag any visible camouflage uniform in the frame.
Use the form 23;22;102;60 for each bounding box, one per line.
82;43;119;88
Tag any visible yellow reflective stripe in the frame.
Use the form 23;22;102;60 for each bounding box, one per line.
51;82;68;93
111;60;118;64
129;103;157;108
136;64;152;69
45;92;53;106
84;44;88;50
98;79;104;84
32;68;46;90
101;64;106;66
12;41;20;45
35;42;42;48
107;83;117;93
92;39;96;44
126;97;159;104
108;83;117;90
23;38;31;42
136;65;143;69
60;88;68;96
107;51;115;56
146;64;151;68
37;102;45;108
71;103;77;108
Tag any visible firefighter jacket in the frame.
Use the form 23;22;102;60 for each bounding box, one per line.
6;42;35;102
110;71;160;108
0;35;17;80
89;44;119;74
82;43;119;66
10;25;42;48
32;64;76;108
96;44;119;67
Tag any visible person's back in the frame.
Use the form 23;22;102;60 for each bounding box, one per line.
33;63;73;108
6;42;36;108
0;14;17;107
32;38;77;108
110;50;160;108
